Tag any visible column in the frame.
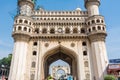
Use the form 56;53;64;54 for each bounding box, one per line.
91;41;108;80
37;40;42;80
77;41;84;80
8;35;29;80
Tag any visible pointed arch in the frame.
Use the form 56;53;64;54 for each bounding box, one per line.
42;45;78;79
42;45;78;61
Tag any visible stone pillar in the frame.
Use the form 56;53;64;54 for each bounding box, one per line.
37;40;42;80
89;34;108;80
77;55;82;80
8;35;30;80
77;41;84;80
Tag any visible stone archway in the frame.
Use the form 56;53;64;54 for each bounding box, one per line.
42;45;78;80
51;65;70;79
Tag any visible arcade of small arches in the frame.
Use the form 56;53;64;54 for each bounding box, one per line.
13;25;105;35
14;17;104;26
13;16;106;35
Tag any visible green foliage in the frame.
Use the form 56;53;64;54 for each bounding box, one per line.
0;54;12;67
47;75;53;80
104;75;116;80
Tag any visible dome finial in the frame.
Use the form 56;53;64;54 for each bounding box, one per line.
76;7;81;11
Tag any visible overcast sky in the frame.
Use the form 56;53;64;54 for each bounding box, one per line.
0;0;120;59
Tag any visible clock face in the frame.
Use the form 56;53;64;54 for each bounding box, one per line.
58;28;63;33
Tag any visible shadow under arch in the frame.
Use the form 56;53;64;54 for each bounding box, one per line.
42;45;78;80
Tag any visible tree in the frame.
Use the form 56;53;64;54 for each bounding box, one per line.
104;75;116;80
0;54;12;67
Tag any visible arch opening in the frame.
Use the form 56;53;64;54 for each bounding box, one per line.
42;46;78;80
50;60;70;79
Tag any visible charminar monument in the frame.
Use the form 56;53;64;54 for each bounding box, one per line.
8;0;109;80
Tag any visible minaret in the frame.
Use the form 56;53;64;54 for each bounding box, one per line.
85;0;108;80
8;0;35;80
85;0;100;16
18;0;35;16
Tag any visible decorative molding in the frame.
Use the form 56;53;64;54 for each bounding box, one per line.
12;32;30;42
88;32;107;42
45;43;49;47
31;34;88;39
71;43;75;47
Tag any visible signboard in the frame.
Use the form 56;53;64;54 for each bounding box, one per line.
109;59;120;63
109;64;120;69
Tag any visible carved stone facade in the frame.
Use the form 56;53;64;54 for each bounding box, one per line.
51;65;70;79
9;0;108;80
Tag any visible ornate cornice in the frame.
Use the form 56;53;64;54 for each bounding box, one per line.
32;10;88;17
86;15;104;21
12;32;30;42
15;15;33;21
30;34;88;40
88;32;107;42
33;21;86;26
12;31;89;41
